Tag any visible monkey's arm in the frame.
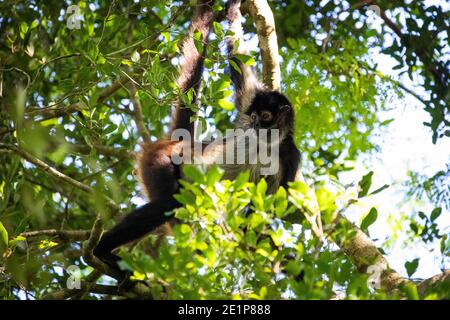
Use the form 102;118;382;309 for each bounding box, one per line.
226;0;262;112
172;0;215;135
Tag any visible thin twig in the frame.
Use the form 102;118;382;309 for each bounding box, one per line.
26;102;86;121
128;83;151;142
0;143;119;214
21;229;91;242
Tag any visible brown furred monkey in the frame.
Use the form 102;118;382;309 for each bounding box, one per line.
94;0;216;274
94;0;300;278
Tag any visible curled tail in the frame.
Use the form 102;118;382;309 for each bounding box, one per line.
171;0;215;136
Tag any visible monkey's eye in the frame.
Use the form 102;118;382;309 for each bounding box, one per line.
260;111;273;122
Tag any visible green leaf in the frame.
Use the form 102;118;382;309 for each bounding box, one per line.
274;187;288;218
315;186;337;213
161;31;170;43
206;165;223;187
400;282;419;300
358;171;373;198
410;222;419;234
430;208;441;222
103;124;118;135
256;179;267;197
229;59;241;74
193;31;204;54
233;171;249;190
40;118;59;127
286;38;298;49
284;260;301;276
180;224;192;235
217;99;234;111
369;184;389;195
440;235;449;255
182;165;204;184
235;53;255;66
418;211;427;220
121;59;133;67
213;21;223;37
405;258;419;277
0;222;9;252
360;207;378;231
20;22;28;39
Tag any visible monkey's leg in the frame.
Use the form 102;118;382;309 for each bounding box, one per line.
93;199;179;272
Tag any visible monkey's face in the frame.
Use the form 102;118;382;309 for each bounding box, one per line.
243;91;294;136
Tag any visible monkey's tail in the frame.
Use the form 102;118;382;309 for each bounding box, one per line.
170;0;215;136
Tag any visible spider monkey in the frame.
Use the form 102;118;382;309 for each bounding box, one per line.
94;0;300;277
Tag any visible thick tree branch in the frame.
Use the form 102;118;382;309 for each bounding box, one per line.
82;217;154;299
417;270;450;297
44;284;121;300
328;213;409;293
246;0;281;90
82;217;121;278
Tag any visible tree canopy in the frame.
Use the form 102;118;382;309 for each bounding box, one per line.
0;0;449;300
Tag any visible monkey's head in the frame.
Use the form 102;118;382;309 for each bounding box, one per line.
239;90;294;140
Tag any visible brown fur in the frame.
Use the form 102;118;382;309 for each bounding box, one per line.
171;0;215;136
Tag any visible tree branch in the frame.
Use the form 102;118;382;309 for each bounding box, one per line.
328;213;409;292
417;270;450;297
368;1;449;89
82;217;154;299
243;0;415;295
82;217;122;279
128;83;151;142
25;102;86;121
97;75;131;104
0;143;119;214
246;0;281;90
69;142;134;160
44;284;121;300
21;229;91;242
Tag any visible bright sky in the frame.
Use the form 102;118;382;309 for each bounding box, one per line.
338;0;450;279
